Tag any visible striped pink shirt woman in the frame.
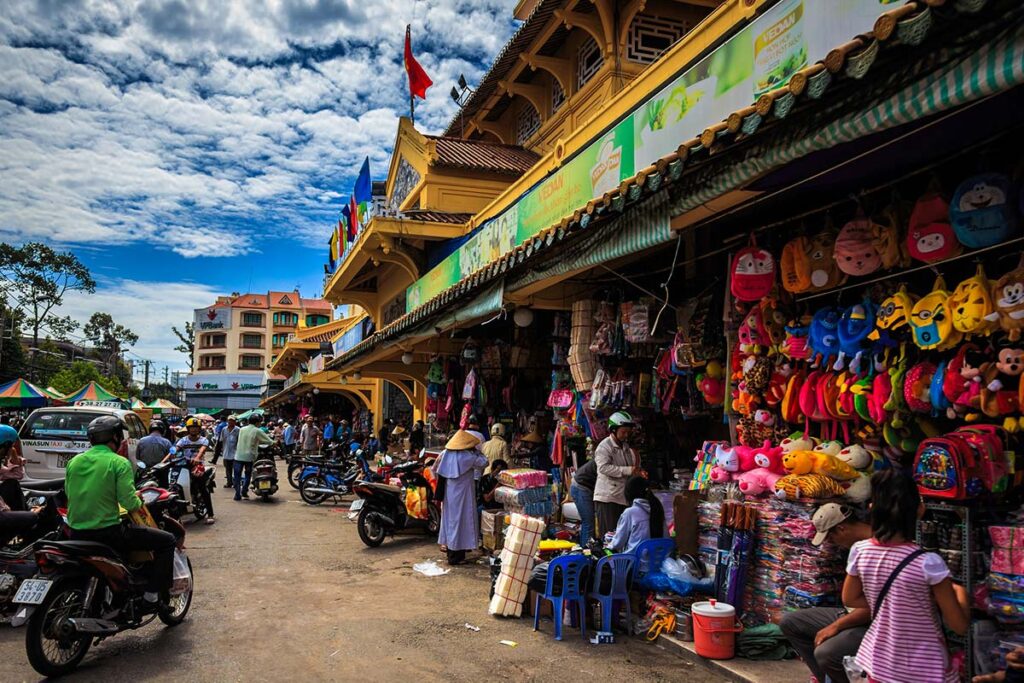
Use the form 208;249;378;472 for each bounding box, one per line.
842;470;969;683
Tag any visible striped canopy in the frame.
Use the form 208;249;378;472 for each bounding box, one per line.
131;398;148;410
0;378;49;408
147;398;183;415
43;386;68;403
64;381;122;404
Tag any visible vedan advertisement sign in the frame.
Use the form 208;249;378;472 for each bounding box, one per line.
307;353;325;375
407;0;888;311
193;306;232;331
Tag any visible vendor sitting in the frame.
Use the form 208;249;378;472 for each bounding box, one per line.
780;503;872;683
607;476;664;555
478;459;507;510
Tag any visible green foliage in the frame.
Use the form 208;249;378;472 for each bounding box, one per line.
172;322;194;371
0;302;25;383
50;361;127;398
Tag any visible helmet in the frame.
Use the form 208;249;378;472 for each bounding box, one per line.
608;411;635;429
0;424;19;446
87;415;124;447
490;423;504;437
150;420;166;432
185;417;201;429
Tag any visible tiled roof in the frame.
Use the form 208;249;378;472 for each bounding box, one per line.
300;298;332;311
302;329;336;343
442;0;563;137
427;136;540;176
268;291;300;308
230;293;268;308
400;210;473;225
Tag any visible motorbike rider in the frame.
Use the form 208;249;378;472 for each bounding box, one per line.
234;414;275;500
167;417;216;525
66;416;176;602
0;424;27;511
0;424;37;544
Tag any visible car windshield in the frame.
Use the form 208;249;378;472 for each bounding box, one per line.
20;411;105;440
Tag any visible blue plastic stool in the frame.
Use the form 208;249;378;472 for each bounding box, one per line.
588;553;636;635
533;555;589;641
633;538;675;587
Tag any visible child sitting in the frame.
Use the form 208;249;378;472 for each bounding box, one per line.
608;476;664;555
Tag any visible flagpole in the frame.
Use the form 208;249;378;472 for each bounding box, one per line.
407;24;415;124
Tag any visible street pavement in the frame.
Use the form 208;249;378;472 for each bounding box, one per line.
0;461;723;682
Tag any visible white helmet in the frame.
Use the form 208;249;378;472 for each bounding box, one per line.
608;411;634;429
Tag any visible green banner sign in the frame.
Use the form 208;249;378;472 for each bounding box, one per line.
407;0;893;311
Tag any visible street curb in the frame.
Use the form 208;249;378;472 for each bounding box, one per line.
658;632;805;683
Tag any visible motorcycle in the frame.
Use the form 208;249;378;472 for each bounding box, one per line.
143;447;214;521
15;494;193;677
0;488;67;625
287;442;348;489
250;455;279;501
298;460;361;505
351;460;440;547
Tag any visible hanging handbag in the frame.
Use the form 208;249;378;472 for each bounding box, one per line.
547;388;573;409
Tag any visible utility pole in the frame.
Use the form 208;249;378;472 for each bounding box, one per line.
143;360;151;391
163;366;169;384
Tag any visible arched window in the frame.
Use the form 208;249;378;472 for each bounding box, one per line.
516;103;541;145
627;14;688;65
576;37;603;90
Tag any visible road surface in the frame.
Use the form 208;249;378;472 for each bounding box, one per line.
0;463;724;682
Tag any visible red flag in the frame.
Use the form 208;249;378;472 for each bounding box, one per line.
348;194;359;241
404;25;432;100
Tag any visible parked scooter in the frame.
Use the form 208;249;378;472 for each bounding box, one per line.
351;460;440;547
15;492;193;677
250;455;279;501
298;459;360;505
0;488;67;625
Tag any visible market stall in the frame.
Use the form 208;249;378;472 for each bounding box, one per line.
0;378;50;409
63;381;124;405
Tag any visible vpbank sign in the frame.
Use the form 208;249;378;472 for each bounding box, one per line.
185;374;264;394
193;306;232;331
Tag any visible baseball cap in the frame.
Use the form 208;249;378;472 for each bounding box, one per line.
811;503;853;546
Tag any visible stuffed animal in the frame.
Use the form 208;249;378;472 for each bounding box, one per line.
782;317;812;361
738;305;771;353
780;433;817;453
709;443;741;483
945;344;985;419
806;230;845;292
843;473;872;503
782;450;860;481
731;238;775;302
737;468;784;496
836;300;876;372
949;264;996;337
981;341;1024;431
813;440;843;457
775;473;847;500
835;218;883;276
808;307;842;367
837;444;873;470
987;256;1024;341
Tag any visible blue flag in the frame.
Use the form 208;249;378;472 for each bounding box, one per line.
353;157;372;228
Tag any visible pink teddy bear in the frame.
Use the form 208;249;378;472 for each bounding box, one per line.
737;441;785;496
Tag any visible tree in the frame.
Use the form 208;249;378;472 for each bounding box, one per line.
172;322;194;371
83;312;138;383
50;360;127;398
28;340;68;387
0;302;25;383
0;243;95;380
43;315;80;342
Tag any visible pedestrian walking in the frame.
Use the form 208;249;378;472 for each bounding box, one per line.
234;415;274;500
220;416;240;488
593;411;641;536
323;415;335;443
282;419;297;456
434;430;486;566
842;470;969;683
569;457;597;542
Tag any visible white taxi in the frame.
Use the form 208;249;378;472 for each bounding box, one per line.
18;402;144;482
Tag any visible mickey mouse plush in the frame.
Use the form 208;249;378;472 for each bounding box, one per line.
982;339;1024;431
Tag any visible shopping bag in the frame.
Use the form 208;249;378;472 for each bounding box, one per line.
171;549;192;596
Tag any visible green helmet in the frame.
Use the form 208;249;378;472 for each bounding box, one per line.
608;411;634;429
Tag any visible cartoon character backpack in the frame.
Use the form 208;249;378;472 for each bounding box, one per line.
988;255;1024;341
869;286;916;347
873;200;912;269
950;173;1019;248
780;236;812;293
808;307;842;367
738;305;771;352
948;264;996;337
836;299;876;372
910;277;960;351
835;218;883;276
806;230;845;292
731;236;775;302
907;192;961;263
913;432;986;500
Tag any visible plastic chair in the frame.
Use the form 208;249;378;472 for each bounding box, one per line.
633;538;675;587
588;553;636;635
533;555;589;641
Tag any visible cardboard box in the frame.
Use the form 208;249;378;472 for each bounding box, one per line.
481;509;505;536
482;532;503;551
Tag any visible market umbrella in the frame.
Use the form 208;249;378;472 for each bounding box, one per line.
43;386;69;405
131;398;148;410
0;378;49;408
234;408;264;421
725;505;756;613
63;381;123;404
147;398;183;415
714;502;737;602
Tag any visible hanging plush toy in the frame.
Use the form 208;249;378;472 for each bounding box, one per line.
761;298;789;351
987;256;1024;341
781;316;812;361
872;203;911;269
806;230;846;292
808;307;842;367
730;236;775;302
781;236;812;293
738;305;771;353
944;344;984;419
836;299;876;372
948;264;996;337
910;277;960;351
907;191;961;263
869;286;916;348
981;341;1024;432
835;217;883;276
950;173;1019;248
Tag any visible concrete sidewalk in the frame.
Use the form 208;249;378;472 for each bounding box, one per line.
659;632;807;683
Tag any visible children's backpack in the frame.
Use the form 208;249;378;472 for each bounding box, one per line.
929;360;950;416
808;306;842;366
913;433;984;500
780;236;812;293
910;277;960;351
989;255;1024;342
950;173;1018;248
907;193;961;263
836;299;876;372
730;236;775;302
806;230;845;292
904;361;936;414
426;358;446;384
948;264;996;336
781;370;805;424
954;425;1010;493
873;202;911;269
835;218;883;276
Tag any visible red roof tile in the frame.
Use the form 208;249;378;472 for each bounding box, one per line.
427;136;539;176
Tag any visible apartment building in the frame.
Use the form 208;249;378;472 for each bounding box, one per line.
186;291;332;412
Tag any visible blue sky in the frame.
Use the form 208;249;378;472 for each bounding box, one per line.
0;0;518;373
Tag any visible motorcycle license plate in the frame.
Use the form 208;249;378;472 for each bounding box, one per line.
13;579;52;605
349;499;364;512
258;481;271;490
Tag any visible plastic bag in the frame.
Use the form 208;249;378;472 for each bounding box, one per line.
638;557;713;596
405;486;429;520
171;549;191;596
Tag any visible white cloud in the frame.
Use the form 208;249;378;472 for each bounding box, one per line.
57;277;223;372
0;1;518;254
